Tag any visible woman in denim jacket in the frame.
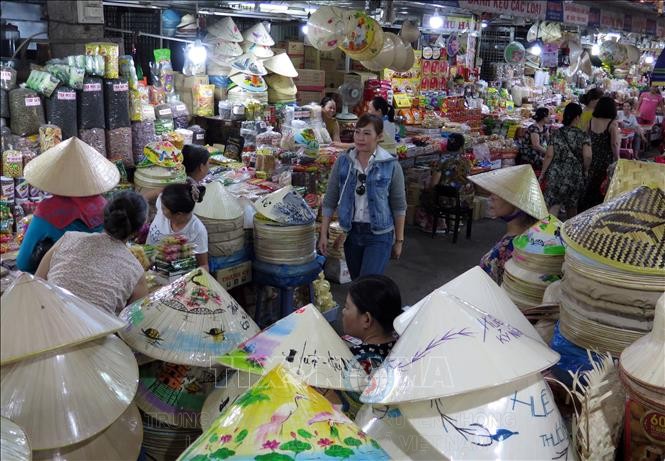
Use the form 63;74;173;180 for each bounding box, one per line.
319;114;407;280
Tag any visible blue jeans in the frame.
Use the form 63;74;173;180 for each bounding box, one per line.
343;223;394;280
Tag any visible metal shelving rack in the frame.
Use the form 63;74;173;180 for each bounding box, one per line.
477;26;514;81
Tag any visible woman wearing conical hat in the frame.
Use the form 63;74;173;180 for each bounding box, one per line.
468;165;549;285
16;138;120;274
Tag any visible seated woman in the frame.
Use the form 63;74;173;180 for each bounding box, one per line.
16;137;120;273
36;191;149;314
147;182;209;271
321;96;354;149
426;133;474;206
617;99;646;155
468;165;548;285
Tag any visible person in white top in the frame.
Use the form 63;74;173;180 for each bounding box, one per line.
617;100;645;155
147;181;209;271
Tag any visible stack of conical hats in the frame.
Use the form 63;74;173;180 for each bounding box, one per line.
1;274;141;459
194;180;245;257
226;23;273;105
1;417;31;461
264;54;299;104
205;17;243;76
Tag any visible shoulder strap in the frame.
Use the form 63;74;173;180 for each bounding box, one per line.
604;117;615;133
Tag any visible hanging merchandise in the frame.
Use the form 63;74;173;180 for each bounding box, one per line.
192;84;214;116
230;73;267;92
85;42;120;79
9;88;45;137
361;32;398;71
306;6;350;51
38;124;62;153
131;121;156;164
45;86;77;140
230;54;267;76
262;53;298;78
504;41;526;64
183;41;208;77
104;78;130;130
79;128;106;157
154;103;175;135
106;127;133;166
339;12;384;61
78;76;105;130
240;41;274;59
0;66;17;90
119;55;139;90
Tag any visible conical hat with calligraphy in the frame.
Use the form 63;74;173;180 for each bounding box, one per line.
361;291;560;405
604;159;665;203
1;273;126;366
194;180;244;220
399;373;574;460
176;365;390;461
118;268;260;367
561;186;665;275
219;304;367;391
200;370;262;431
0;335;138;451
1;417;31;461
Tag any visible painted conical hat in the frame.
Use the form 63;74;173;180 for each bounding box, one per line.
23;137;120;197
468;165;548;220
504;258;561;287
393;266;544;342
118;268;260;367
399;373;574;460
207;17;243;42
231;53;268;76
200;370;261;431
605;159;665;202
0;417;31;461
362;290;560;405
176;365;390;460
265;74;297;95
1;273;126;365
263;52;299;78
512;214;565;256
0;335;138;450
219;304;367;391
230;73;268;92
240;41;274;59
561;186;665;275
253;185;316;225
242;22;274;46
194;180;244;220
32;404;143;461
620;293;665;389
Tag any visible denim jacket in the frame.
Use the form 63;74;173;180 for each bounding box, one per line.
322;146;406;234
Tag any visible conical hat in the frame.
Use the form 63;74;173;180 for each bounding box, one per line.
230;73;267;92
262;53;299;78
265;74;297;95
219;304;367;391
32;404;143;461
399;373;574;460
240;41;274;59
1;273;126;365
620;293;665;389
204;37;243;57
176;365;390;461
468;165;548;220
194;180;244;220
207;17;243;42
200;370;261;431
561;186;665;275
134;361;224;429
242;22;274;46
393;266;544;342
512;214;565;256
354;405;439;460
23;137;120;197
118;269;260;367
0;335;138;450
231;53;268;76
253;185;316;225
504;258;560;287
605;159;665;202
0;417;31;461
362;291;559;405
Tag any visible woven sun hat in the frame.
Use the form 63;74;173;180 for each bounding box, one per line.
254;216;316;265
604;159;665;202
23;137;120;197
1;273;126;366
339;12;384;61
207;17;243;42
468;164;548;220
32;404;143;461
253;185;316;225
176;365;390;461
242;22;274;46
0;335;138;451
561;186;665;275
265;74;297;95
262;52;299;78
219;304;367;391
362;290;559;405
230;53;268;76
118;268;259;367
240;41;274;59
504;258;561;288
399;373;574;460
200;370;261;431
229;73;267;92
194;180;243;220
0;417;31;461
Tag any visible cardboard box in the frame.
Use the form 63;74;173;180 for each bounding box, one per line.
296;90;324;106
325;70;346;91
324;257;351;284
344;71;379;88
294;69;325;90
280;40;305;56
183;75;209;90
320;58;339;73
291;55;305;69
215;260;252;290
304;46;320;70
320;48;343;61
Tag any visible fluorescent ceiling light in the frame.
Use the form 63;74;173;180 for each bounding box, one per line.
259;3;288;13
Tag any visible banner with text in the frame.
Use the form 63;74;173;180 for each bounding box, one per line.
458;0;547;19
563;3;589;26
600;10;624;31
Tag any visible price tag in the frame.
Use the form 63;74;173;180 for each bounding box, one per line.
113;82;128;92
25;97;41;107
196;133;205;140
141;105;155;119
643;411;665;443
159;109;172;116
176;104;186;112
0;70;11;81
83;82;102;92
57;91;76;101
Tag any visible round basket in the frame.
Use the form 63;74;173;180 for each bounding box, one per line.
254;217;316;265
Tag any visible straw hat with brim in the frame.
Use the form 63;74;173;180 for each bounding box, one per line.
24;137;120;197
194;180;243;220
200;370;260;431
0;273;126;366
605;159;665;202
265;74;297;95
253;218;316;265
468;165;549;220
504;258;560;287
262;53;299;78
32;404;143;461
0;335;138;451
242;22;274;46
177;14;196;28
205;36;243;57
561;186;665;275
0;417;31;461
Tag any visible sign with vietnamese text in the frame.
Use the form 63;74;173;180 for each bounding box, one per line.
458;0;547;19
563;3;589;26
601;10;624;30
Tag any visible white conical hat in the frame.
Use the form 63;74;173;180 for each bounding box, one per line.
0;417;31;461
0;335;138;451
207;17;243;42
204;36;243;57
240;41;274;58
394;266;544;343
362;291;560;404
24;137;120;197
265;74;297;95
32;404;143;461
468;165;548;220
399;373;574;460
620;292;665;389
253;185;316;225
219;304;367;391
200;370;261;431
230;53;268;76
262;52;299;78
118;268;259;367
242;22;274;46
176;365;390;461
194;180;244;220
1;273;126;365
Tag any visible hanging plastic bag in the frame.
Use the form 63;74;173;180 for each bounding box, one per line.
86;42;120;79
119;55;139;90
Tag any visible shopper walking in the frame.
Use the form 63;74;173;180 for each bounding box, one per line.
517;107;549;173
578;88;604;131
319;114;407;280
540;103;592;219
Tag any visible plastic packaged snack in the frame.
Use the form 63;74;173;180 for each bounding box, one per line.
86;42;120;79
85;54;105;77
105;126;133;166
193;84;214;116
104;78;130;130
2;150;22;177
79;128;106;157
0;66;17;91
9;88;45;136
0;89;8;118
129;89;142;122
78;76;105;129
170;101;190;129
26;70;60;97
46;86;77;140
119;55;139;90
149;85;166;105
68;66;85;90
39;124;62;152
67;55;86;70
188;124;206;145
174;128;193;145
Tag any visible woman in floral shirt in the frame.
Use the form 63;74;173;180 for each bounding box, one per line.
517;107;550;174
